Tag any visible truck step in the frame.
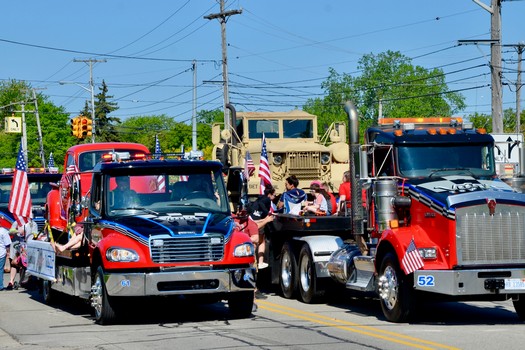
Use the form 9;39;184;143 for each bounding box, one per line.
346;255;375;292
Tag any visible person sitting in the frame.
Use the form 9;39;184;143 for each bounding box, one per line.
54;224;84;252
277;175;306;215
304;183;331;216
112;176;139;208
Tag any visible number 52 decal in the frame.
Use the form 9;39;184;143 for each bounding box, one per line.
417;275;435;287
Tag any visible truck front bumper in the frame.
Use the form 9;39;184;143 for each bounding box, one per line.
414;268;525;295
104;267;256;297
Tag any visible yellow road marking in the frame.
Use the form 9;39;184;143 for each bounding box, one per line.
258;301;460;350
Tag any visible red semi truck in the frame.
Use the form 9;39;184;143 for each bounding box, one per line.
262;102;525;322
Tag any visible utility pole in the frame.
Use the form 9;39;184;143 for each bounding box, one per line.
204;0;242;131
73;58;106;143
31;88;46;168
517;43;524;134
192;60;198;152
471;0;503;133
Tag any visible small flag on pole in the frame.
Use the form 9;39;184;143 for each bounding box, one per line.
258;133;272;194
8;142;33;226
243;151;255;181
401;239;424;275
48;153;55;168
154;135;162;159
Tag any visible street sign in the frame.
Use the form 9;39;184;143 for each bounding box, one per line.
5;116;22;133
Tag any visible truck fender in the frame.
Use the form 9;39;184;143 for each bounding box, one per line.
294;235;344;263
377;225;442;271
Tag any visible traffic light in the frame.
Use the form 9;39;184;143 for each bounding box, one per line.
70;116;82;139
80;117;93;138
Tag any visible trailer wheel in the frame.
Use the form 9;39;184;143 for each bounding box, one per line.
42;280;56;305
378;252;414;323
91;266;117;325
228;291;254;318
280;242;297;299
298;244;323;303
512;297;525;321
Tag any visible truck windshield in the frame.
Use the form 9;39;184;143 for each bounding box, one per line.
105;169;230;216
283;119;314;138
248;119;279;139
397;143;495;178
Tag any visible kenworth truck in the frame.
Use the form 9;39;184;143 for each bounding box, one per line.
39;150;255;324
263;101;525;323
212;105;348;203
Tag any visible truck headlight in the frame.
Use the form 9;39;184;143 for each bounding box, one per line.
106;248;139;262
320;153;331;165
418;247;437;259
234;243;255;257
273;154;283;166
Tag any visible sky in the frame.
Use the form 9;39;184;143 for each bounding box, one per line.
1;0;524;126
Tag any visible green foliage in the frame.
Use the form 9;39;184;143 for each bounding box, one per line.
304;51;466;135
93;80;120;142
0;80;75;169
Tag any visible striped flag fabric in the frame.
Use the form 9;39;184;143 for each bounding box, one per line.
66;164;81;185
154;135;162;159
401;239;424;275
258;133;272;194
243;151;255;181
8;143;33;226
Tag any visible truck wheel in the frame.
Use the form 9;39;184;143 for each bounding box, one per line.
42;279;56;305
91;266;117;325
378;252;414;323
513;297;525;321
298;244;323;303
279;242;297;299
228;291;254;318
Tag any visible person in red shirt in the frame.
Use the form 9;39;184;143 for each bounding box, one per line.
337;171;352;214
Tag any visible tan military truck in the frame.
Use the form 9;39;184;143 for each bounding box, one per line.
212;108;349;201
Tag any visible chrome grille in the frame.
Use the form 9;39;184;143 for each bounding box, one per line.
150;234;224;263
456;204;525;265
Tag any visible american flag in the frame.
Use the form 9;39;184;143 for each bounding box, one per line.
401;239;424;275
258;133;272;194
48;153;55;168
66;164;81;185
8;143;33;226
243;151;255;181
154;135;162;159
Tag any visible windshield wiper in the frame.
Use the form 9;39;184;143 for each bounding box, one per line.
111;207;159;215
429;168;475;178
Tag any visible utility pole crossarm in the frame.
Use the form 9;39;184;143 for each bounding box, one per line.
204;0;242;131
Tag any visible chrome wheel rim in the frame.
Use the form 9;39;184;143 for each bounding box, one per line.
378;265;398;310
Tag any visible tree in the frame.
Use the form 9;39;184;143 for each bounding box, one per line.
93;80;120;142
304;51;466;135
0;80;73;169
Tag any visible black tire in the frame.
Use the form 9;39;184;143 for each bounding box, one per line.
228;291;254;318
91;266;117;325
279;242;297;299
513;297;525;321
298;244;325;303
42;279;56;305
377;252;415;323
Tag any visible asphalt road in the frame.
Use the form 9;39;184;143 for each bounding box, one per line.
1;272;525;350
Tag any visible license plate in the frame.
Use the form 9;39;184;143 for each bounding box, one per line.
504;278;525;290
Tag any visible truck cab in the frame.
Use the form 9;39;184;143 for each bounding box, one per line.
0;168;62;233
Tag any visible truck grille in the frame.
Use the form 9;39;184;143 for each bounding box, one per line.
288;151;322;179
456;204;525;265
150;234;224;263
